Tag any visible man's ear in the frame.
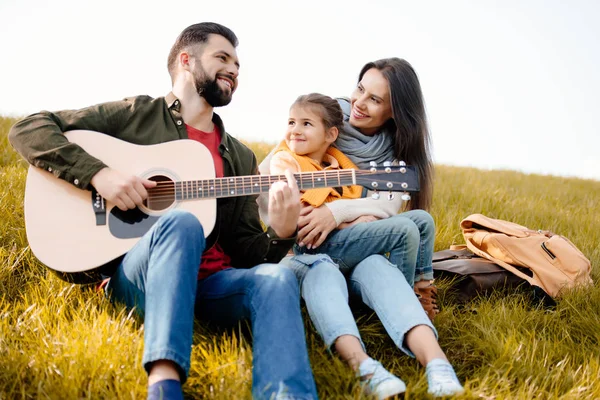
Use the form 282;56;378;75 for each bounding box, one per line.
326;126;339;144
179;52;192;72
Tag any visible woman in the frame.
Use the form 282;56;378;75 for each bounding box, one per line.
259;58;464;398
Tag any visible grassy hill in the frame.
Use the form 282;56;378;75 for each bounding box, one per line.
1;116;599;399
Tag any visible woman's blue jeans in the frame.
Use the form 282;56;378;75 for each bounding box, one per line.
295;209;436;286
282;253;436;356
107;210;317;400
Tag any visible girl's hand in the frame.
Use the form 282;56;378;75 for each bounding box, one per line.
297;205;337;249
338;215;379;229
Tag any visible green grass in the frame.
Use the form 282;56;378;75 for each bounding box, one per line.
1;116;599;399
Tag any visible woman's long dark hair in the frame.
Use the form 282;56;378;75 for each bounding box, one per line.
358;58;433;211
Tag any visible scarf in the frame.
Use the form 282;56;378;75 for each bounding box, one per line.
273;140;362;207
333;98;396;170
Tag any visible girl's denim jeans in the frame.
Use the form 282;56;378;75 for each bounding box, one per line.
282;253;436;355
295;209;436;286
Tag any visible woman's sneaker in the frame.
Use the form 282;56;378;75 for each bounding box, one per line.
358;358;406;399
426;358;465;397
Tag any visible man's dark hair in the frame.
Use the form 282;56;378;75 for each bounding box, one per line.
167;22;238;79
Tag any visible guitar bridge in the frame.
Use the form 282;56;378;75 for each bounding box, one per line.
91;189;107;226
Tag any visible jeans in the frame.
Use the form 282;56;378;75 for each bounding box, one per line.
282;253;436;356
107;210;317;400
195;265;318;400
295;209;435;286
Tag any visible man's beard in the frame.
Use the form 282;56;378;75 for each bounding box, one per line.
194;69;233;107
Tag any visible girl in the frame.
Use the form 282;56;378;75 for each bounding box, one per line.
269;93;363;208
271;93;464;398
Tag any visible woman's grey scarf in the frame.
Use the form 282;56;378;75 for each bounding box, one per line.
333;98;396;170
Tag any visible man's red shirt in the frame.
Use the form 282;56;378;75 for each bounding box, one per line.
186;123;232;280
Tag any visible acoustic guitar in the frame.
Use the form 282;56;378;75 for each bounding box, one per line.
24;130;419;283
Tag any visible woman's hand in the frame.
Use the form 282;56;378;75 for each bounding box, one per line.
297;205;337;249
338;215;379;229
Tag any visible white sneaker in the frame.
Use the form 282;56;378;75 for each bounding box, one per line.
359;358;406;399
426;358;465;397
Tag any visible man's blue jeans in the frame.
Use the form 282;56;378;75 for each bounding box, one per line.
194;265;318;400
295;209;435;286
107;210;317;400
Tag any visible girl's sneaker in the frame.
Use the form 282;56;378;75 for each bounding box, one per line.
426;358;465;397
358;357;406;399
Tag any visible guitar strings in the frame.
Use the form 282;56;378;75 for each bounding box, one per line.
140;170;409;200
150;172;359;185
145;186;408;201
147;186;408;201
145;171;407;199
147;170;393;188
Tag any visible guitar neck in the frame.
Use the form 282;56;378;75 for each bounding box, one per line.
165;169;357;201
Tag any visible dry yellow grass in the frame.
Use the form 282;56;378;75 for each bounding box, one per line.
1;117;599;399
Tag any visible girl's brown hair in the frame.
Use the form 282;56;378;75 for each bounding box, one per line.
291;93;344;131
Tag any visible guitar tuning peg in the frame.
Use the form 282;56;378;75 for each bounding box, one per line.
398;160;406;166
387;192;395;200
401;192;411;201
371;191;380;200
369;161;377;172
383;161;392;167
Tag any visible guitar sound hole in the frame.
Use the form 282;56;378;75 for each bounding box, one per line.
144;175;175;211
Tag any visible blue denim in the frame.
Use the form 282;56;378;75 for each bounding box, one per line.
107;209;204;380
195;265;318;400
295;209;435;286
107;210;317;400
282;253;436;356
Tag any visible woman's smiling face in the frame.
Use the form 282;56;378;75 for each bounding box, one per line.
349;68;393;136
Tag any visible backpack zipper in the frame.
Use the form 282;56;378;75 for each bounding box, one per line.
541;242;556;259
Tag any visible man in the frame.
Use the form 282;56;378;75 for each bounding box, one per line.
9;22;318;400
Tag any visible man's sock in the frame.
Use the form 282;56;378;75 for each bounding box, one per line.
147;379;183;400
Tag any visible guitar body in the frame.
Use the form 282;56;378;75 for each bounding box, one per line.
25;130;217;281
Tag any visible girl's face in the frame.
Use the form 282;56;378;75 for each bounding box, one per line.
349;68;393;135
285;105;337;162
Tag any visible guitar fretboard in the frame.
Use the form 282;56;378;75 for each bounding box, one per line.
173;170;356;200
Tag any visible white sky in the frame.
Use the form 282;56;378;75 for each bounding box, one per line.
1;0;599;181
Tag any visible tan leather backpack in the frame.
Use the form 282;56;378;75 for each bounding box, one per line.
461;214;593;298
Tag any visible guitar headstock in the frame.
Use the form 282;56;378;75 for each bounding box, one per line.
355;161;419;200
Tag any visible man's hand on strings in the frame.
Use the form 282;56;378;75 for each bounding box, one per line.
91;167;157;211
268;169;301;238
